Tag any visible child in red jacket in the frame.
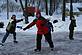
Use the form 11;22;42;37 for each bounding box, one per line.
23;10;54;52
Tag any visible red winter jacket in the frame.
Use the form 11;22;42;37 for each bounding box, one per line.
25;17;49;34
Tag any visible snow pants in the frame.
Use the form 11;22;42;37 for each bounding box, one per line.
36;32;54;50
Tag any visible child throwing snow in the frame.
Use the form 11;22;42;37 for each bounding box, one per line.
0;15;23;46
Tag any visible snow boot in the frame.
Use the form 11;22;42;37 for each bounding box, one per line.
0;43;4;46
50;48;54;51
34;49;41;52
13;41;18;43
69;38;74;40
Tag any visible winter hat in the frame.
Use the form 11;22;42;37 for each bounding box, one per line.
12;15;16;17
35;8;41;15
71;16;76;20
36;11;41;15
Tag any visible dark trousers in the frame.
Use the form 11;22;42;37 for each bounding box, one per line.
2;31;16;43
36;32;54;50
69;29;74;39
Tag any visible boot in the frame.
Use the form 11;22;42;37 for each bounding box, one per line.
13;40;18;43
34;49;41;52
0;43;4;46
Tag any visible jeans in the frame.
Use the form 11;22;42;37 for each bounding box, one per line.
2;31;16;43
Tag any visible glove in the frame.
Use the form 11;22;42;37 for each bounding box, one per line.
21;19;23;21
52;30;54;32
53;20;58;23
23;28;27;31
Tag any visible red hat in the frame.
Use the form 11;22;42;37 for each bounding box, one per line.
36;11;41;15
35;8;41;15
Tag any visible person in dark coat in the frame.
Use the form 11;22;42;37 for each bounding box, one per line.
23;10;54;52
0;15;23;46
69;16;76;40
45;19;54;42
47;19;54;32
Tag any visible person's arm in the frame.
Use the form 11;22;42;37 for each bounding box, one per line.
51;24;54;32
49;22;54;32
23;22;35;30
23;19;37;30
73;20;77;27
16;19;23;23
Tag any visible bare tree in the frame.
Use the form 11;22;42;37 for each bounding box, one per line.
62;0;66;21
70;0;73;20
7;0;9;19
49;0;55;16
45;0;48;15
49;0;52;15
25;0;27;8
19;0;29;24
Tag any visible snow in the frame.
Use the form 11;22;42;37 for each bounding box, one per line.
0;32;82;55
66;3;82;12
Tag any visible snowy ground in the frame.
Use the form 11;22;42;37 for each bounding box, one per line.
0;32;82;55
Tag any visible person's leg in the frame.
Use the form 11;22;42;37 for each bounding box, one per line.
13;32;18;43
69;30;74;40
44;32;54;49
34;34;42;51
2;31;9;43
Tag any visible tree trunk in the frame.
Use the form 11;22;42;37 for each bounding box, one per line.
53;0;55;12
19;0;24;11
25;0;29;24
19;0;29;24
49;0;55;16
25;0;27;8
45;0;48;15
49;0;52;15
62;0;66;21
70;0;73;20
7;0;9;19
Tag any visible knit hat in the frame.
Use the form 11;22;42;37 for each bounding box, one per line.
71;16;76;20
35;8;41;15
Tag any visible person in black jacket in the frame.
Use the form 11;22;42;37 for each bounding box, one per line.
45;19;54;43
0;15;23;46
47;19;54;32
69;16;76;40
